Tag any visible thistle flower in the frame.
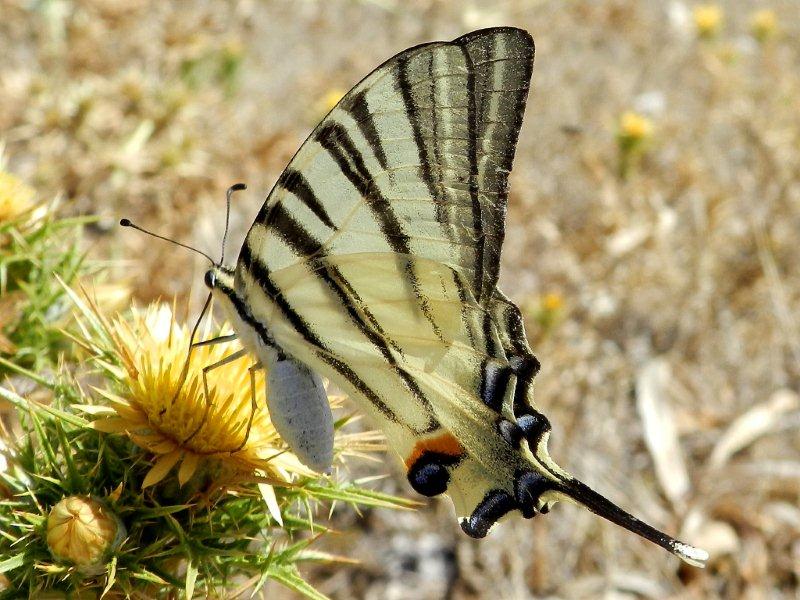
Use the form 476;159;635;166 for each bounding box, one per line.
85;302;338;488
693;5;723;39
46;496;124;569
0;170;35;223
750;9;778;43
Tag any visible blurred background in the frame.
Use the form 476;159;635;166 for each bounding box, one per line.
2;0;799;597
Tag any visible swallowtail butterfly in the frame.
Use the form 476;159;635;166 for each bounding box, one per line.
126;27;707;567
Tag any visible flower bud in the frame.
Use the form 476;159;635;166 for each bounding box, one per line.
46;496;124;567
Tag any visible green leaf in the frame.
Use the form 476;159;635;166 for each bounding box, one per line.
185;558;199;599
270;565;330;600
55;419;83;491
302;483;417;510
136;504;193;518
0;553;25;574
130;568;170;585
101;555;117;599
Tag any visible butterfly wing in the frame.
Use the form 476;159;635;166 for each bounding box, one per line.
235;25;539;518
231;27;708;565
239;27;532;302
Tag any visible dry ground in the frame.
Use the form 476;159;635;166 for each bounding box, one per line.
2;0;799;598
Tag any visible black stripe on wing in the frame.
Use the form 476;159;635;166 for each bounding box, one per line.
342;89;389;172
258;204;440;433
264;168;339;231
238;241;433;428
456;29;534;303
460;43;485;302
396;54;446;238
314;121;445;342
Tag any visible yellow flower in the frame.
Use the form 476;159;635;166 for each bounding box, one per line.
750;9;777;43
317;88;345;115
541;292;564;312
46;496;123;567
0;171;35;223
693;5;723;39
87;302;333;488
616;112;654;179
618;111;653;143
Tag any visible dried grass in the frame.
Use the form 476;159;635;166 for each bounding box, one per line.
2;0;798;597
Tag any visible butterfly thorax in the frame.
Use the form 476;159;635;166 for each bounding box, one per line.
205;266;281;364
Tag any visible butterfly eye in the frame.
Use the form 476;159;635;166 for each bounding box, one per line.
204;270;217;289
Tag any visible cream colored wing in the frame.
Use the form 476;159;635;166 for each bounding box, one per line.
238;27;533;304
229;28;708;565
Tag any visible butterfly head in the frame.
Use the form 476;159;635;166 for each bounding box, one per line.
203;265;235;294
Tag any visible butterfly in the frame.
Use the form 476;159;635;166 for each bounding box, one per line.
125;27;707;567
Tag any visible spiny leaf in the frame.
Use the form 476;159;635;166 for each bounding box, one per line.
269;565;330;600
0;553;25;573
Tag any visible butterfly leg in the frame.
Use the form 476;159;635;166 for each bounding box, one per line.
183;348;248;444
192;333;238;348
231;361;263;453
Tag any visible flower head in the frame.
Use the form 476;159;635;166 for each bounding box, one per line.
693;5;723;39
541;292;564;313
0;171;35;223
88;302;334;488
618;111;653;144
316;88;346;118
46;496;123;568
750;9;778;43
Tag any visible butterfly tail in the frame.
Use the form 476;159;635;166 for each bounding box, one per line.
545;474;709;567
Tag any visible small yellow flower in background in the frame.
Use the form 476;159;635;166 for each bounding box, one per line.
750;9;778;43
541;292;564;313
83;302;336;488
0;171;36;223
528;292;565;333
693;5;723;39
616;111;654;179
46;496;123;568
317;88;346;116
618;111;653;143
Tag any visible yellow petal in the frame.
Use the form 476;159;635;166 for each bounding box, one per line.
177;452;200;487
73;404;118;416
142;450;182;488
92;417;132;433
130;433;177;454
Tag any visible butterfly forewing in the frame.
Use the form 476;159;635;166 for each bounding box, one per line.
237;28;533;298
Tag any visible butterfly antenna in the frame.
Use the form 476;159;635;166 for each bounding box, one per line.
120;219;217;265
220;183;246;264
